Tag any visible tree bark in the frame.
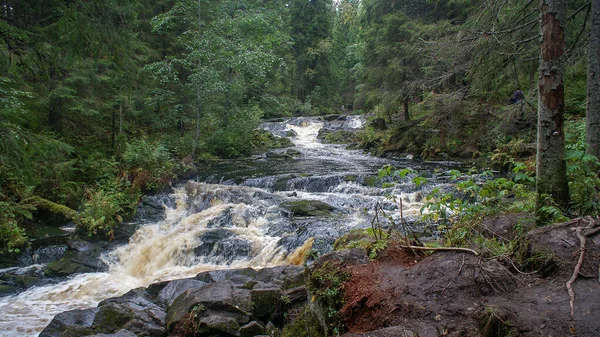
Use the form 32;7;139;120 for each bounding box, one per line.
536;0;570;209
403;96;410;121
587;0;600;158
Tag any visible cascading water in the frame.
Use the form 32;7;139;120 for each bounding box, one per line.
0;116;460;337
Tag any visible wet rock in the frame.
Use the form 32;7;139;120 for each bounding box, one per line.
45;250;101;276
195;312;242;336
280;200;336;217
0;273;42;289
240;320;265;337
0;284;17;295
194;229;253;264
166;281;250;329
95;288;167;336
134;194;175;223
92;303;135;332
88;329;137;337
255;265;306;289
40;308;98;337
285;149;302;157
251;283;282;321
266;151;293;159
195;268;257;286
157;278;207;306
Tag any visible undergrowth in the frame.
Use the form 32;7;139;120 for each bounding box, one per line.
307;261;350;336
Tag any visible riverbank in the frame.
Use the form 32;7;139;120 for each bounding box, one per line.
38;216;600;337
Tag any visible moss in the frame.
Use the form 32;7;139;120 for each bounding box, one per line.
30;196;78;220
281;306;326;337
307;261;350;335
0;284;17;295
252;129;294;150
280;200;335;217
92;304;135;333
333;229;374;251
362;176;377;187
322;130;357;144
0;274;41;288
343;175;357;182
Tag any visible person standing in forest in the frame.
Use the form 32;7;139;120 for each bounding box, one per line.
510;88;524;104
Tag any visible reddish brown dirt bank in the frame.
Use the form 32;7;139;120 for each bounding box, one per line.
339;226;600;337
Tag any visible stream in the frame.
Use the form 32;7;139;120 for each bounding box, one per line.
0;116;462;337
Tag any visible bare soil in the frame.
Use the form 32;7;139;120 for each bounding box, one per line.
340;220;600;337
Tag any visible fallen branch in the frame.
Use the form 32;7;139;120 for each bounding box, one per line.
566;227;586;318
399;245;480;256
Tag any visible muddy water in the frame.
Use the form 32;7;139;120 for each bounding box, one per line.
0;116;460;336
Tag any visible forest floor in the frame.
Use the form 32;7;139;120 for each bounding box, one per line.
338;217;600;337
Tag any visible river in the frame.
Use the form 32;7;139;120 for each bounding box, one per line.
0;116;461;336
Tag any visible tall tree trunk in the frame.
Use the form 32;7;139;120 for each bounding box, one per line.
48;96;63;134
587;0;600;157
119;103;123;135
403;96;410;121
536;0;570;209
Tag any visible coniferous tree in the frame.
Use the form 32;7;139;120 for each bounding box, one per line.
588;0;600;158
536;0;570;209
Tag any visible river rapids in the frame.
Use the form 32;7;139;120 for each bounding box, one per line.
0;117;461;336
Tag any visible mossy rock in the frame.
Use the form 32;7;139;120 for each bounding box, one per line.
196;314;240;336
343;175;357;182
362;176;377;187
285;149;302;157
333;229;375;251
280;200;336;217
251;284;282;321
281;306;326;337
45;250;97;276
92;303;135;333
0;274;42;288
0;284;17;295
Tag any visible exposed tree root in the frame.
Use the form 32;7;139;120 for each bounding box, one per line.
399;245;480;256
566;218;600;318
566;227;586;318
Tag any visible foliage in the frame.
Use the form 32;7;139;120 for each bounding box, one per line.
307;261;350;336
122;139;175;191
333;228;388;259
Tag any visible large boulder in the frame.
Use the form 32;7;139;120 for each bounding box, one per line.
166;281;251;329
157;278;207;307
39;308;98;337
251;282;282;321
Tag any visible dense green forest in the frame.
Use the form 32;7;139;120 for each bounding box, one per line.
1;0;598;253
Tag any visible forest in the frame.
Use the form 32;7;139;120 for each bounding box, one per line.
0;0;598;257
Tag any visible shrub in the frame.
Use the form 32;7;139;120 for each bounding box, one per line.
122;138;174;191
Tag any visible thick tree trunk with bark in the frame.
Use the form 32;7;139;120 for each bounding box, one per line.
588;0;600;157
536;0;569;209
